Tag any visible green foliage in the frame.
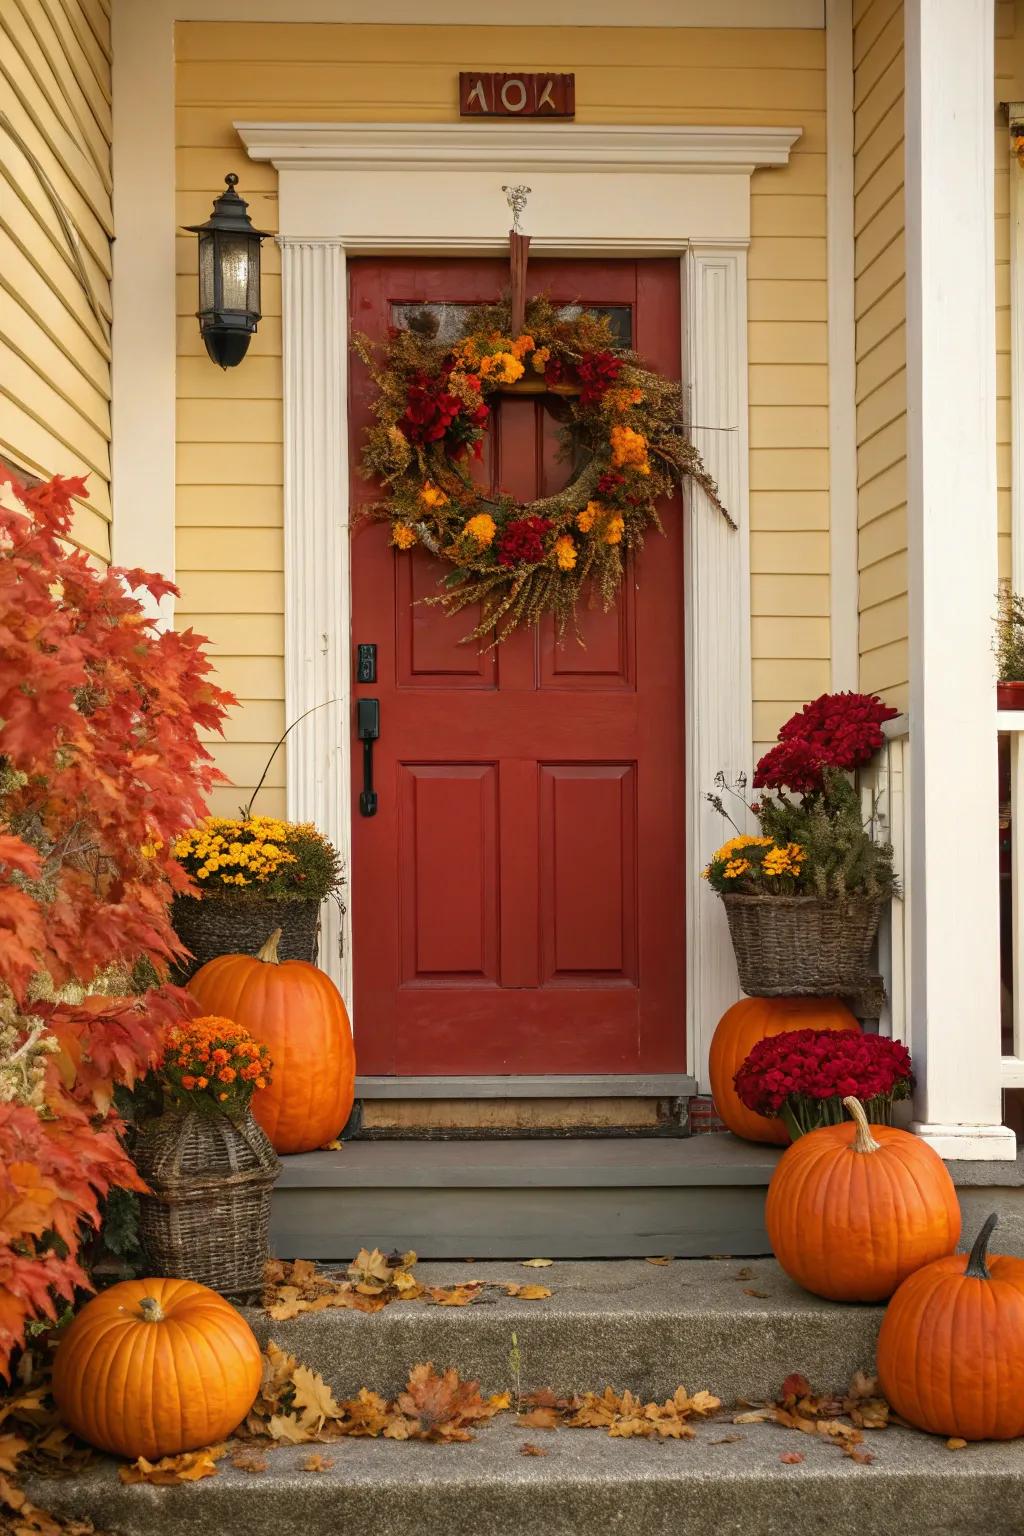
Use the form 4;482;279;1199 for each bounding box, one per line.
996;583;1024;681
753;771;897;903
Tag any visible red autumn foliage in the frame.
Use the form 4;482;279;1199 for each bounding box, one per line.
0;469;234;1375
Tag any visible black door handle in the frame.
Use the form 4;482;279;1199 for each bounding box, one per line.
357;698;380;817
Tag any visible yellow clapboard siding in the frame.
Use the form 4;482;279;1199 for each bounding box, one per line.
753;700;808;743
858;461;907;527
176;484;283;528
855;233;905;316
0;236;110;386
853;189;904;278
205;743;285;790
749;405;829;449
853;0;901;67
752;658;831;699
856;371;908;443
856;277;904;358
175;24;826;71
9;0;110;173
68;496;109;561
199;699;285;746
182;613;285;656
750;491;830;530
854;143;903;237
209;784;287;819
855;328;904;403
752;615;831;657
854;98;904;194
858;506;907;568
0;165;112;342
175;19;830;795
1;293;109;432
748;322;828;365
860;643;909;703
2;18;111;207
859;550;908;608
860;592;908;652
751;531;830;574
857;414;907;488
748;364;828;406
176;527;283;572
854;6;902;100
0;339;109;474
749;448;830;492
2;7;107;182
751;574;831;617
0;394;109;517
747;279;827;323
176;571;284;614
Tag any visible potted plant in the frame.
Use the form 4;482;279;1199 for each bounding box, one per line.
704;691;899;997
170;814;343;975
995;583;1024;710
134;1014;279;1298
733;1027;913;1141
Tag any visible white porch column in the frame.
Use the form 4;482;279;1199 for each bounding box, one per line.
904;0;1015;1157
280;238;351;1003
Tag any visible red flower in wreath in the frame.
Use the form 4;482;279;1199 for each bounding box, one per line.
497;515;553;567
596;469;625;496
401;371;464;446
577;349;623;406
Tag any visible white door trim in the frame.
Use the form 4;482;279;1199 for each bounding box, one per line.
240;119;797;1088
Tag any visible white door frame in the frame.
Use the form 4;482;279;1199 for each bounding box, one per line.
237;120;798;1091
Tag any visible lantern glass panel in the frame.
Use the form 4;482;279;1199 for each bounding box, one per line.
198;232;216;314
246;236;261;315
219;233;251;312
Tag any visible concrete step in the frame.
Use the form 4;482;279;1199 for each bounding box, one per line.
30;1417;1024;1536
270;1134;781;1260
269;1133;1024;1261
247;1258;882;1404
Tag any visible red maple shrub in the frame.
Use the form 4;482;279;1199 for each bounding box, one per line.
0;469;234;1374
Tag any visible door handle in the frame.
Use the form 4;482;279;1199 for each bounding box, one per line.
357;698;380;817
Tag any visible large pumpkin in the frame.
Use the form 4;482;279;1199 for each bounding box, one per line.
52;1278;262;1460
708;996;860;1144
189;928;355;1155
877;1214;1024;1440
765;1097;961;1302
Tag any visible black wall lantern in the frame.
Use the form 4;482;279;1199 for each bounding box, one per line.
185;173;271;369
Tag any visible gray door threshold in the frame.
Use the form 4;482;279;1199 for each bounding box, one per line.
355;1073;698;1099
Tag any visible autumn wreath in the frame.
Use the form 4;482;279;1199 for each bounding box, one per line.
356;297;728;643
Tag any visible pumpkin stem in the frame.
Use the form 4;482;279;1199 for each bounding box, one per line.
256;928;283;965
842;1096;881;1154
137;1296;165;1323
965;1213;998;1280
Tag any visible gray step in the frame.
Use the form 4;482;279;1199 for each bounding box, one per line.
270;1135;781;1260
247;1257;881;1405
30;1418;1024;1536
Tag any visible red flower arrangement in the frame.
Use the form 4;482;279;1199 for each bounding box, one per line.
401;370;489;449
753;691;899;793
735;1028;912;1139
577;349;623;406
497;514;553;567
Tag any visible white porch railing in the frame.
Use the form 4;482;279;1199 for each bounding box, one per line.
860;715;910;1047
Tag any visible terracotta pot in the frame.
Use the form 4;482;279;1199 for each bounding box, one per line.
997;680;1024;711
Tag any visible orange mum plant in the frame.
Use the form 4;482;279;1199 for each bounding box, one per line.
161;1016;272;1117
0;469;234;1375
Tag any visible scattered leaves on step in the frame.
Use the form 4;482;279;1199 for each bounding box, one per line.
780;1451;804;1464
230;1450;268;1473
0;1473;99;1535
734;1267;753;1281
489;1393;513;1411
424;1284;485;1307
645;1256;673;1266
0;1433;28;1474
0;1352;94;1478
302;1453;335;1472
522;1258;554;1268
733;1371;891;1464
947;1438;968;1452
520;1442;550;1457
514;1385;721;1440
389;1364;504;1443
504;1284;552;1300
742;1288;770;1299
119;1446;226;1486
320;1139;343;1150
518;1408;560;1430
709;1435;743;1445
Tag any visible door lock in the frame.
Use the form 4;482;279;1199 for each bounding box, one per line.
357;697;380;817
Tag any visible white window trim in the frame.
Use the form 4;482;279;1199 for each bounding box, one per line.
233;119;798;1087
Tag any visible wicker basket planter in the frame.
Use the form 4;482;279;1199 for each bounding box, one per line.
721;894;884;998
171;894;319;979
134;1107;280;1298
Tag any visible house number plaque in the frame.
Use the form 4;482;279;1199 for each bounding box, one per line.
459;72;575;118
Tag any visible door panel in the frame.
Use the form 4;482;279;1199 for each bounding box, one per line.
349;257;685;1076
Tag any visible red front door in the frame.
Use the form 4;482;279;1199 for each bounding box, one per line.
349;258;685;1076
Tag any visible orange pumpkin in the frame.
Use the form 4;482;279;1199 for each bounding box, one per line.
52;1278;262;1460
708;996;860;1144
877;1214;1024;1440
765;1097;961;1302
188;928;355;1155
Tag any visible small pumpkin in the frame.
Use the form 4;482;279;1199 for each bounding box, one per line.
51;1278;262;1460
877;1214;1024;1440
188;928;355;1155
765;1096;961;1302
708;996;860;1144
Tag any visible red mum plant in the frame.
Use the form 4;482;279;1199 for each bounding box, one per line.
734;1028;913;1140
400;371;465;446
497;515;553;567
0;468;233;1375
754;692;898;794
